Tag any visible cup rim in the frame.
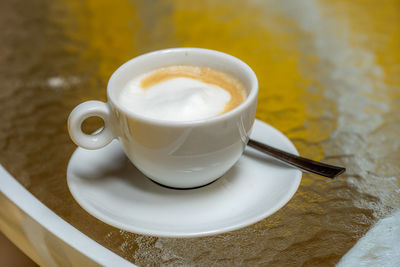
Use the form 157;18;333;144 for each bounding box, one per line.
107;47;258;126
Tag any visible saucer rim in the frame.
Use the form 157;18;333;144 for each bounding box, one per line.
67;119;302;238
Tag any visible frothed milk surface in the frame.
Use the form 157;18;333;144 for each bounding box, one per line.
118;65;246;121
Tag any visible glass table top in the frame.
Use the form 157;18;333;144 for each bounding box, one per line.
1;0;399;265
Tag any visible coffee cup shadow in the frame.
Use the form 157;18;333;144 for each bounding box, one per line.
72;143;241;201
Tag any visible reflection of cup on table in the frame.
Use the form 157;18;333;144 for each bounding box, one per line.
68;48;258;189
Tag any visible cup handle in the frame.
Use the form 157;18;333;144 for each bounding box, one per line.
68;100;115;149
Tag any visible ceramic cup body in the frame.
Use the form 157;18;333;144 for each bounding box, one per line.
68;48;258;188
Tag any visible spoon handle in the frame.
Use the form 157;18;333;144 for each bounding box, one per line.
247;139;345;178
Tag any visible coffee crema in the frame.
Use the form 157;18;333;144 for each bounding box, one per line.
118;65;246;122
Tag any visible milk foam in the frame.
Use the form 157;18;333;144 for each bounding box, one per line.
119;75;232;121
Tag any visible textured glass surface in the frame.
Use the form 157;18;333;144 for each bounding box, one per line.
1;0;399;265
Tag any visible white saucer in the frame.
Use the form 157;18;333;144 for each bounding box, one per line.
67;119;302;237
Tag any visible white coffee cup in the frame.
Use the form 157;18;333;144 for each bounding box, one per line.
68;48;258;188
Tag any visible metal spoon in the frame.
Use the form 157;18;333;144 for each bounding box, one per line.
247;139;345;178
